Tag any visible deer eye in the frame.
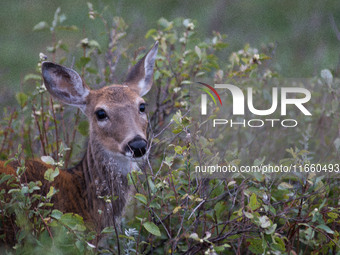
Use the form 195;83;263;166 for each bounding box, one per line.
95;109;108;121
139;103;146;113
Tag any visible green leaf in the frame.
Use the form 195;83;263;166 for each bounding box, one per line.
44;167;59;182
52;167;60;180
47;46;55;53
158;17;172;29
127;172;134;185
89;40;101;53
145;29;157;39
76;57;91;69
75;240;84;253
86;67;97;74
249;193;260;210
164;156;174;168
15;92;28;108
60;213;84;229
41;155;55;165
51;209;63;220
316;224;334;234
118;234;135;241
214;202;226;220
253;171;263;182
173;206;182;214
0;174;14;185
172;128;182;134
24;74;42;82
33;21;49;31
264;223;276;234
258;53;270;60
47;186;55;198
321;69;333;86
8;188;20;194
312;211;324;224
149;200;161;209
195;46;202;60
86;241;95;249
52;7;61;28
247;238;264;254
101;226;114;234
87;2;93;10
259;216;271;228
272;237;285;252
327;212;339;219
214;244;230;252
148;177;156;193
57;25;79;31
183;19;190;27
278;182;293;189
269;205;276;215
59;43;69;52
77;120;89;136
58;13;66;24
174;146;183;154
135;193;147;205
254;157;265;166
143;221;161;236
135;216;146;222
128;170;142;185
18;229;27;241
244;212;253;219
210;182;224;198
189;233;200;241
214;42;229;50
21;186;28;196
333;138;340;152
4;158;15;168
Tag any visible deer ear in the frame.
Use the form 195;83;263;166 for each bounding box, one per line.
124;41;158;96
42;62;90;111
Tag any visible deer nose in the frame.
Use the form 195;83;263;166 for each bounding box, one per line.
127;136;147;158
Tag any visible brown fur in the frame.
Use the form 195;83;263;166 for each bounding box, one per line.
0;42;158;245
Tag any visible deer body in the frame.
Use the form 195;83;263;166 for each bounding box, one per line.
0;42;158;243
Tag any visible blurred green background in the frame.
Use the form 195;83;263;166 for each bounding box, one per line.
1;0;339;107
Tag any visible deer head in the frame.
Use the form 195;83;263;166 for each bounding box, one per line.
41;42;158;163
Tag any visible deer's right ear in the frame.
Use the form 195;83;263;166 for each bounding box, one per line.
42;62;90;110
123;42;158;97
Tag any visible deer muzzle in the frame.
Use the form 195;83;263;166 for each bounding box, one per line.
126;136;147;158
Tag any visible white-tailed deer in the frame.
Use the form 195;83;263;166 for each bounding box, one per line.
0;41;158;244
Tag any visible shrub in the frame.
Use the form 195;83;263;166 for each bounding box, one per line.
1;4;340;255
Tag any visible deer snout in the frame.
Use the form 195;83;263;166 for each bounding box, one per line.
126;136;147;158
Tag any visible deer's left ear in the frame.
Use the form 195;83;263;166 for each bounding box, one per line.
124;41;158;97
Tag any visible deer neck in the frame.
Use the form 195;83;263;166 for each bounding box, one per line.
73;138;138;229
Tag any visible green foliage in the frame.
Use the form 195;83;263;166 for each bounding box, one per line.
1;4;340;255
143;222;161;237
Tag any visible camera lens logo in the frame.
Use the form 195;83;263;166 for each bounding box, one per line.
197;82;222;115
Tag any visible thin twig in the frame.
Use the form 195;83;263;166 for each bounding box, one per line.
150;209;171;238
32;106;47;155
0;199;8;250
330;13;340;41
261;41;278;76
94;203;106;254
0;109;15;155
153;120;174;138
50;97;59;162
65;108;81;168
35;208;54;244
110;202;121;255
40;93;48;152
312;225;340;249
